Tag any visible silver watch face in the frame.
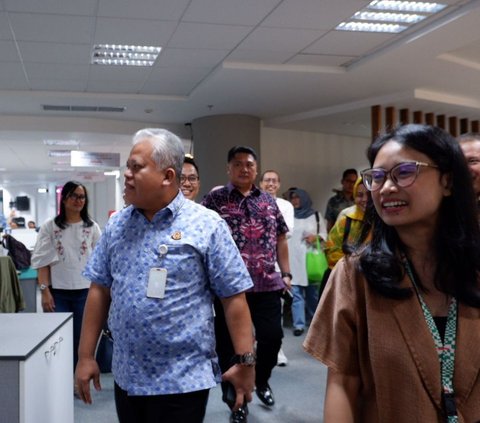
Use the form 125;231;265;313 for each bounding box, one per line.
241;352;256;366
39;284;48;290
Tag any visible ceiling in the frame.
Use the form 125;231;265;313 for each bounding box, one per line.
2;0;480;186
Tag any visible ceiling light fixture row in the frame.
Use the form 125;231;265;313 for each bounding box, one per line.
336;0;447;33
91;44;162;66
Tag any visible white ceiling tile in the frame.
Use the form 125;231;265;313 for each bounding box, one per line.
287;54;356;67
27;78;88;91
18;42;91;65
0;40;20;62
88;64;152;82
227;49;295;64
0;13;13;39
8;13;95;43
0;61;25;78
98;0;190;20
182;0;280;26
94;18;177;45
86;79;142;93
24;63;90;81
141;67;212;95
262;0;371;30
304;31;394;56
168;22;252;50
237;27;325;52
0;63;29;89
3;0;98;16
156;48;228;68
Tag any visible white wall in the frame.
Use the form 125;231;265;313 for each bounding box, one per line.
260;127;370;215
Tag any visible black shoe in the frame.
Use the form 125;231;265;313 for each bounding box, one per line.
230;405;248;423
256;384;275;406
293;328;304;336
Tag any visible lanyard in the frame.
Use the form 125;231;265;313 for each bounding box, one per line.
404;260;458;422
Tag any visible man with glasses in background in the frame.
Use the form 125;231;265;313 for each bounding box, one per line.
259;170;294;367
181;155;200;201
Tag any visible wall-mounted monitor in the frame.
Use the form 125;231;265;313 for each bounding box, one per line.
15;196;30;211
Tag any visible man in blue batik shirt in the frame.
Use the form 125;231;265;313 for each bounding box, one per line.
75;128;255;423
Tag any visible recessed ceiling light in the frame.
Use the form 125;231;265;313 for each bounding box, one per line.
91;44;161;66
48;150;72;158
367;1;446;13
44;139;79;146
336;21;406;33
353;11;426;24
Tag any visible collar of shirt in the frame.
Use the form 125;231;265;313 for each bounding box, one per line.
132;191;186;224
226;182;262;197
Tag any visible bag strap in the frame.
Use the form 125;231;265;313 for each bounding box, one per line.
342;216;352;243
314;211;320;235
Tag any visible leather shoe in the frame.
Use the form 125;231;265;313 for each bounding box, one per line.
256;384;275;406
293;328;304;336
230;405;248;423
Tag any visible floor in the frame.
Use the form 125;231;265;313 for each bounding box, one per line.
74;328;327;423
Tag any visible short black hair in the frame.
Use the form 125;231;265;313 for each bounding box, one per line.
183;156;199;178
227;146;258;162
342;168;358;180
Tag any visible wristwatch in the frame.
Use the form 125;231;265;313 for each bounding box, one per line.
281;272;292;280
39;283;50;291
231;352;256;367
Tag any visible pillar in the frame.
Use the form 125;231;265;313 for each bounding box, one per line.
192;114;261;199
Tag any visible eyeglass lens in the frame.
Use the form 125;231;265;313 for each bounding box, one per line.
70;194;86;201
363;162;419;191
180;175;199;183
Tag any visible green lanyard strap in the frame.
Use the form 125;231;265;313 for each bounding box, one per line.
404;260;458;423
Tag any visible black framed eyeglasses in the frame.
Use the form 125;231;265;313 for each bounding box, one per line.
69;193;86;201
361;161;439;192
180;175;199;184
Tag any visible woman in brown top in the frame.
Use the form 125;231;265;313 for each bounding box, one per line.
304;124;480;422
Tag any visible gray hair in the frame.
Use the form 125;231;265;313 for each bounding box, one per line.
132;128;184;181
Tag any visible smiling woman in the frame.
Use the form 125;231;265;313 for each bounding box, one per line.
305;124;480;423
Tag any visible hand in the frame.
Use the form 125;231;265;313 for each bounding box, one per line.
222;365;255;411
282;276;292;291
304;234;318;245
41;289;55;312
75;357;102;404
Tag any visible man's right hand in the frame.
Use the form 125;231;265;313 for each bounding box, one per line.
75;357;102;404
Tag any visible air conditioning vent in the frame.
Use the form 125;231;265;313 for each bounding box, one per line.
42;105;125;113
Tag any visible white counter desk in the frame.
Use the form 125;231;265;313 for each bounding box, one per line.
0;313;73;423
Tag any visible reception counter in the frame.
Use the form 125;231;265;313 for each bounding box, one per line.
0;313;73;423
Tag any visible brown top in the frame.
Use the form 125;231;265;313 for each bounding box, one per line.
304;257;480;423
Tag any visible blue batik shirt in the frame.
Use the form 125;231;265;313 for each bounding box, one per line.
83;192;253;395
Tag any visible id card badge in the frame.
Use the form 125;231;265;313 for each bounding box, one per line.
147;268;167;299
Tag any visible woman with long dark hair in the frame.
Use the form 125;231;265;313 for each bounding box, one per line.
32;181;101;369
304;124;480;422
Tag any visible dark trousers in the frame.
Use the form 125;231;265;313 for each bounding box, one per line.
51;288;89;370
214;291;283;405
114;382;209;423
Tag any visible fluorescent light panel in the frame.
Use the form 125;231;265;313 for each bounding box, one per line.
92;44;161;66
44;139;78;146
337;21;406;33
368;1;447;13
353;11;426;23
336;0;447;33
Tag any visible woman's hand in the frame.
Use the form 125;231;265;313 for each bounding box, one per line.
41;289;55;312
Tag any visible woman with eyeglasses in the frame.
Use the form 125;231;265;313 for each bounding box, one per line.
32;180;101;370
304;124;480;422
